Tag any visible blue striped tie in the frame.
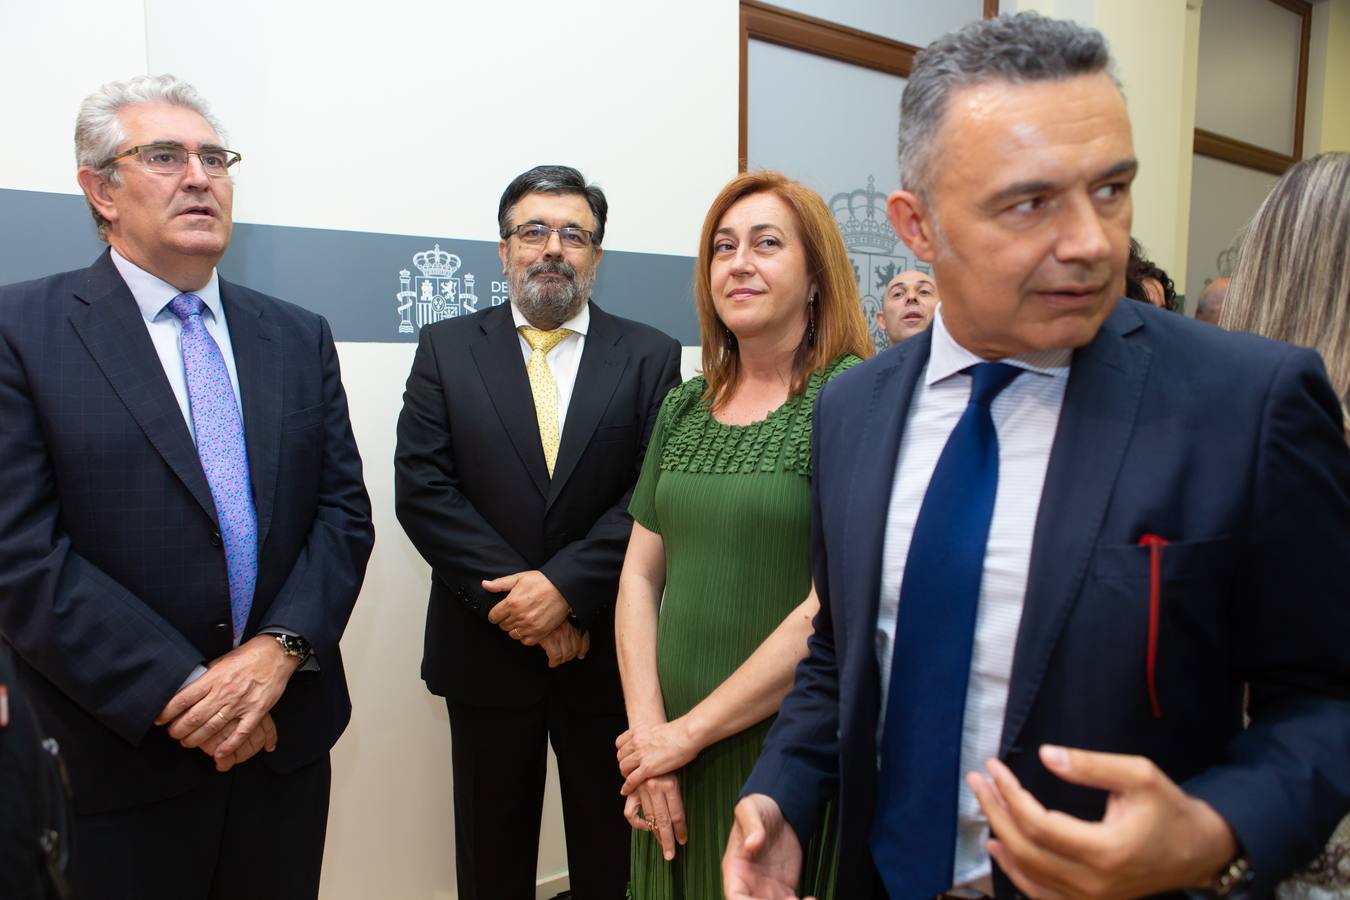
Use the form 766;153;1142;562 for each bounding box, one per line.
870;362;1021;898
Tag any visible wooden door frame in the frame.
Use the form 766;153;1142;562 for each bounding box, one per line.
738;1;999;170
1193;0;1311;176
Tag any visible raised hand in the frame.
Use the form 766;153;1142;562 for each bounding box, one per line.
723;793;811;900
967;745;1238;899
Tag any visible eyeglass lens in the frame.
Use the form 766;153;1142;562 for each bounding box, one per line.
139;146;237;176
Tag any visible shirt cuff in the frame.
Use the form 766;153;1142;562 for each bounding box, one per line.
179;664;208;691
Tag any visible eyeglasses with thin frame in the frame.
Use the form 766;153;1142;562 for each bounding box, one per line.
101;143;242;178
504;223;596;249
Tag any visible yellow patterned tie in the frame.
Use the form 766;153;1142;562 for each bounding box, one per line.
518;325;573;477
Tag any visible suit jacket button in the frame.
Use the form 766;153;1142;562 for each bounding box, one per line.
209;531;223;548
214;623;229;634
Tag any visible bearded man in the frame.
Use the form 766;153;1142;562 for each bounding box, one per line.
395;165;682;900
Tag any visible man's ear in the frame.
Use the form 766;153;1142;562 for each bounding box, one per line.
591;245;603;269
887;190;937;263
498;239;509;274
77;167;118;227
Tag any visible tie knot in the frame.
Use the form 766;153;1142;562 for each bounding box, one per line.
967;362;1021;407
519;325;572;355
168;292;205;322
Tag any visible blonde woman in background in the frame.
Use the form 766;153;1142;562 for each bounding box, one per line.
1220;151;1350;899
1221;152;1350;417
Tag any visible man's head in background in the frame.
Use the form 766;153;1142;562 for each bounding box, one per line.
877;270;939;345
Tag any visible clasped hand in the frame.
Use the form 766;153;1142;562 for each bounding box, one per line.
484;569;570;644
624;772;688;863
485;570;587;666
154;635;301;772
616;718;697;796
539;621;590;668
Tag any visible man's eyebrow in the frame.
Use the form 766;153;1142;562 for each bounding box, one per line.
889;277;935;291
1095;159;1139;184
524;218;587;229
142;139;229;152
985;159;1138;207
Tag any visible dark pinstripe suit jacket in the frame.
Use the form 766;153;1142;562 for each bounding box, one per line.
0;250;374;813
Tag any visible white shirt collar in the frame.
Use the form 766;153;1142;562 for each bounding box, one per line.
509;299;590;337
110;247;223;324
926;304;1072;386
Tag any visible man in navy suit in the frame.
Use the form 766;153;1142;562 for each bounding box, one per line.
726;14;1350;900
0;75;373;899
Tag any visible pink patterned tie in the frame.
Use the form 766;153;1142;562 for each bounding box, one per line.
169;293;257;644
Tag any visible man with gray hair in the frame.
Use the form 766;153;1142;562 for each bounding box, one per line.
726;13;1350;900
395;165;681;899
0;75;373;899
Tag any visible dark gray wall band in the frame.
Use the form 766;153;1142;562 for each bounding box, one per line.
0;189;700;344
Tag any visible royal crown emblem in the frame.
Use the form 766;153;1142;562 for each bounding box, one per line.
833;176;900;256
396;243;481;334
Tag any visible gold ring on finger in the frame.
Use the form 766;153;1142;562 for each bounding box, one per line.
214;710;227;721
646;815;656;831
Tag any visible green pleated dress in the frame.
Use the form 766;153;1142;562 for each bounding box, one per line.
626;355;859;900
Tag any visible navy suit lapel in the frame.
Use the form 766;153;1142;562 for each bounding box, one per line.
548;303;627;509
999;302;1151;755
470;305;550;498
68;252;218;524
843;336;931;652
222;280;282;549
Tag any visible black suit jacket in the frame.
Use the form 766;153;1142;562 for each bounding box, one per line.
395;301;681;712
744;301;1350;898
0;251;375;814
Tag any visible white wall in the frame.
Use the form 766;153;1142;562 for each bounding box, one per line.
0;2;736;898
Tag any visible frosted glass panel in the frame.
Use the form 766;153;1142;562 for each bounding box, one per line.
770;0;983;47
1184;154;1279;306
747;40;914;353
1195;0;1302;155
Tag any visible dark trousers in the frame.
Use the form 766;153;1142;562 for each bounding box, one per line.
447;690;629;900
71;754;331;900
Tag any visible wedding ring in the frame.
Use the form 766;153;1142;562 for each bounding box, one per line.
214;710;227;721
646;815;656;831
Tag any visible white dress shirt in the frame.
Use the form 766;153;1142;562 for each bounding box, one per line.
876;306;1070;888
110;248;241;440
510;300;589;432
